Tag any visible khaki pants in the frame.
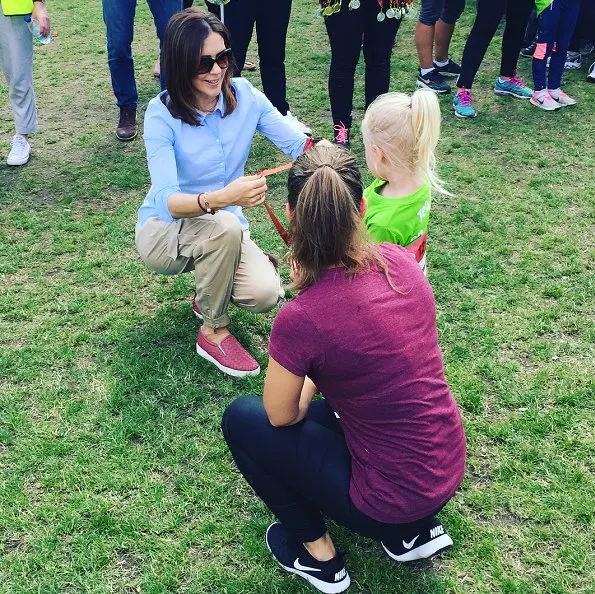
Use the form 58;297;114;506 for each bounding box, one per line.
136;212;284;328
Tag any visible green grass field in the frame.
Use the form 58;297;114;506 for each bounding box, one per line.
1;1;594;592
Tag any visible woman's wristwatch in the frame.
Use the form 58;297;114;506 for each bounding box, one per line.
197;193;216;215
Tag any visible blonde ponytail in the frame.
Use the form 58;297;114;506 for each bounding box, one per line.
362;90;450;195
410;89;448;195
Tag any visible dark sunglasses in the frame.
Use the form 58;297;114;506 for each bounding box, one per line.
196;48;232;75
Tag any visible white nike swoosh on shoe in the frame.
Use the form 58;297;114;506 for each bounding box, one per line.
294;558;322;572
402;535;419;550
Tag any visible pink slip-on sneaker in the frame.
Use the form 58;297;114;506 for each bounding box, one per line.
196;329;260;378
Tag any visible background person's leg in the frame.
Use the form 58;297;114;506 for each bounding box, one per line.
435;0;466;62
416;0;441;70
0;5;38;136
548;0;581;91
207;0;256;76
147;0;183;91
499;0;534;78
324;0;364;130
362;0;400;108
533;5;560;92
255;0;291;115
102;0;137;108
456;0;504;89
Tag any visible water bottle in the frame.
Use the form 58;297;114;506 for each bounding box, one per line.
24;15;52;45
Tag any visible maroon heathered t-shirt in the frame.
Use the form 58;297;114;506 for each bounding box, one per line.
269;244;466;524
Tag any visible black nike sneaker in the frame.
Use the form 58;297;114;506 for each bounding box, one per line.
416;68;451;93
265;523;351;593
433;58;461;78
381;517;453;562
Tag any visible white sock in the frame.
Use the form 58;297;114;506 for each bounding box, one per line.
535;89;549;97
420;67;435;76
548;88;561;98
434;58;449;67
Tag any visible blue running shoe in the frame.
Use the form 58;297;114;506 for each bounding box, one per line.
494;74;532;99
453;88;477;118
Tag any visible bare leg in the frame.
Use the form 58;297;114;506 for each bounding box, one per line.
416;22;435;69
304;532;337;562
435;19;455;62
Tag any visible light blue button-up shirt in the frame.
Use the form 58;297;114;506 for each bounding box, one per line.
138;78;308;229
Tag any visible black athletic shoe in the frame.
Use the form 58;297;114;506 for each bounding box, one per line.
416;69;451;93
520;42;536;57
265;523;351;594
433;58;461;78
381;517;453;563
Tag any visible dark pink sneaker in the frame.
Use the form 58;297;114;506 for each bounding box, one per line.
196;330;260;378
191;294;203;320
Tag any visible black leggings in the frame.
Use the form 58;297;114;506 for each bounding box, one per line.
457;0;534;89
222;396;442;545
569;0;595;52
325;0;401;128
207;0;292;114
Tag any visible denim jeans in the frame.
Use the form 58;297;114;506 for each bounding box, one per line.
102;0;182;108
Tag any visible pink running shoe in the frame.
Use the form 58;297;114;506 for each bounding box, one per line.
196;329;260;378
530;90;561;111
191;294;203;320
549;89;577;107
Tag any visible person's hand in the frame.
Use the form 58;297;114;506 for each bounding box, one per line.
32;2;51;37
221;175;268;208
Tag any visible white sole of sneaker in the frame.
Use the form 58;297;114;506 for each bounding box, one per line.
192;307;203;321
195;343;260;378
454;110;477;119
265;526;351;594
529;98;561;110
416;80;450;94
382;533;453;562
6;155;30;166
494;90;531;99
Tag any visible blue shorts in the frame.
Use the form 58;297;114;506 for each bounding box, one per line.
418;0;466;26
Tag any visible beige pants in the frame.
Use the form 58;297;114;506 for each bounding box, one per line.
135;212;284;328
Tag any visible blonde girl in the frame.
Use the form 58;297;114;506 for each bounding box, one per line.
361;89;445;271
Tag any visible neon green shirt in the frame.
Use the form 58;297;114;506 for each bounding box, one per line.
535;0;553;16
363;178;431;247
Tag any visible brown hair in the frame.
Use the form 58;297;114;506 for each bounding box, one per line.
162;8;237;125
287;145;396;291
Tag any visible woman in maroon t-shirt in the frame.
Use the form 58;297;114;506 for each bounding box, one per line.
221;143;466;594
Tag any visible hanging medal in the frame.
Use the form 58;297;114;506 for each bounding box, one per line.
386;0;396;18
377;0;386;21
348;0;361;10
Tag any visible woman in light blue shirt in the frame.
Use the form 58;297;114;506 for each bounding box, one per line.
135;9;310;378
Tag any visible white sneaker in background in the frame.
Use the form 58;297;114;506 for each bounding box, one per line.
564;51;581;69
6;134;31;166
284;110;312;135
587;62;595;83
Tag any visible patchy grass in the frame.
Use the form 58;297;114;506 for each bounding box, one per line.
1;1;594;593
